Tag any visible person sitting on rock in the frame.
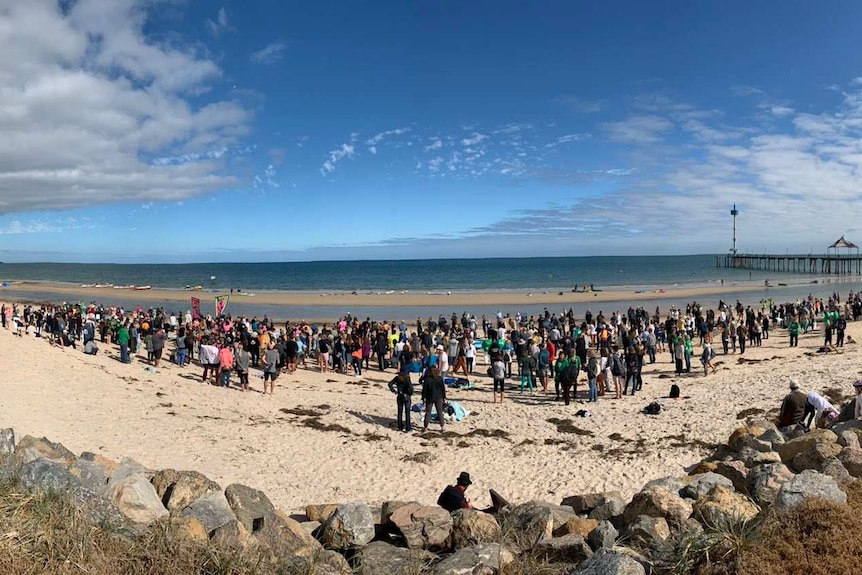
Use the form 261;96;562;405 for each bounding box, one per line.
777;379;812;433
437;471;474;512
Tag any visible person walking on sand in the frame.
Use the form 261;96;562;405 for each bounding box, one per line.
421;365;446;432
388;367;414;432
701;342;717;376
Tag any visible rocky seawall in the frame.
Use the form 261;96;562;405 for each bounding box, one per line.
0;415;860;575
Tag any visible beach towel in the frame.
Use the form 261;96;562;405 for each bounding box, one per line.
448;401;467;421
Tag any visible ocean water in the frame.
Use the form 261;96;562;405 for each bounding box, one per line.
0;255;775;292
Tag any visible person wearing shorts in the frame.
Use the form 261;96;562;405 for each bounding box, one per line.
262;341;279;395
491;358;506;403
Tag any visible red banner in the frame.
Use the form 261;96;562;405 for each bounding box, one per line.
214;295;229;316
191;297;201;319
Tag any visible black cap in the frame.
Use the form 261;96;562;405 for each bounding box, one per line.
457;472;472;486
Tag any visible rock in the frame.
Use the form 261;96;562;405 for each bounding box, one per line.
321;502;375;550
305;549;352;575
714;460;750;493
777;429;838;463
623;486;692;530
380;500;417;524
151;469;221;513
680;472;735;500
106;457;149;484
748;463;794;507
451;508;501;549
693;486;760;525
587;493;627;523
389;503;453;549
737;447;783;468
831;419;862;436
775;470;847;511
561;491;623;514
535;534;593;563
572;549;646;575
179;491;235;533
530;501;576;530
0;428;15;455
103;461;168;525
306;503;339;523
554;517;599;538
838;446;862;478
626;515;670;549
837;430;861;450
789;440;842;473
729;424;767;449
79;452;120;477
820;457;853;484
223;483;275;534
67;459;108;493
211;519;258;552
758;428;786;450
687;461;718;475
730;430;773;454
587;520;618;551
300;521;321;537
359;541;436;575
501;501;554;553
642;476;685;493
15;435;77;464
432;543;508;575
255;511;322;560
170;516;209;544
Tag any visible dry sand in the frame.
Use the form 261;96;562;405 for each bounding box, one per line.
4;281;768;309
1;310;860;514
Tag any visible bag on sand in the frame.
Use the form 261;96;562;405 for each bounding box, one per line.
669;384;680;399
643;401;662;415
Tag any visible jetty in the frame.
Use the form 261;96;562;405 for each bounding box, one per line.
716;236;862;275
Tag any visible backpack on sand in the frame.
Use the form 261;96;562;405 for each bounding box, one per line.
643;401;662;415
669;384;680;399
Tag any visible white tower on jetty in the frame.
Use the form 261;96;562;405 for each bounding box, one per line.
730;204;739;255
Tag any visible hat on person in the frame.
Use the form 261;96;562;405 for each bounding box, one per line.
456;472;472;486
853;379;862;388
789;378;800;390
436;345;444;351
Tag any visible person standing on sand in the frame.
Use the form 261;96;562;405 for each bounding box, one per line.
151;328;165;368
262;340;279;395
586;350;599;402
421;365;446;432
491;355;506;403
234;342;250;392
117;322;131;364
788;316;800;347
388;367;414;432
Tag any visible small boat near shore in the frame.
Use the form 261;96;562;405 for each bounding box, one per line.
93;283;113;288
134;285;152;291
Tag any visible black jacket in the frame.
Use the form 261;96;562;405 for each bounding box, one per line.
421;375;446;402
388;375;414;397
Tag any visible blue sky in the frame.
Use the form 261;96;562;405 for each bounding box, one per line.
3;0;862;262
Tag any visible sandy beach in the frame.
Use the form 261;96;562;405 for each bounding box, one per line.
2;301;860;515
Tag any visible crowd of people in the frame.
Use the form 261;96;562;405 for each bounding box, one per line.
2;289;862;431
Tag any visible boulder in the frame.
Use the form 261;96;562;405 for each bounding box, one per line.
224;483;275;534
106;457;149;484
535;534;593;564
587;520;618;551
0;428;15;455
103;464;168;525
306;503;339;523
432;542;509;575
79;452;120;477
300;521;321;537
626;515;670;549
554;517;599;538
758;428;786;451
737;447;782;468
587;493;627;523
714;460;750;493
178;491;235;533
572;549;646;575
789;440;842;473
838;446;862;478
255;511;322;560
777;429;838;463
775;470;847;511
151;469;221;513
831;419;862;436
693;486;760;525
501;501;554;553
748;463;794;507
321;502;375;550
837;430;861;449
820;457;852;484
67;459;108;493
451;509;501;549
642;476;685;493
561;491;623;514
211;520;259;553
729;423;768;448
15;435;77;464
169;516;209;544
623;486;692;529
688;461;719;475
359;541;436;575
530;501;576;530
380;500;418;524
389;503;453;549
680;472;735;500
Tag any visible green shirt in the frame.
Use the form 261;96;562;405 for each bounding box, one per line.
117;327;130;345
789;321;800;335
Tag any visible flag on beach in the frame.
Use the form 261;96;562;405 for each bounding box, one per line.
214;295;229;316
191;297;201;319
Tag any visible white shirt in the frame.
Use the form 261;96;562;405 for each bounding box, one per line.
807;392;836;419
439;351;449;372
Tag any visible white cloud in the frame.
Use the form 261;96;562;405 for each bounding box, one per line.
250;42;287;64
461;133;487;146
602;115;673;144
424;139;443;152
320;143;355;175
553;96;607;114
544;133;591;148
206;6;232;36
368;146;377;155
770;106;795;117
0;0;252;214
364;127;411;154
